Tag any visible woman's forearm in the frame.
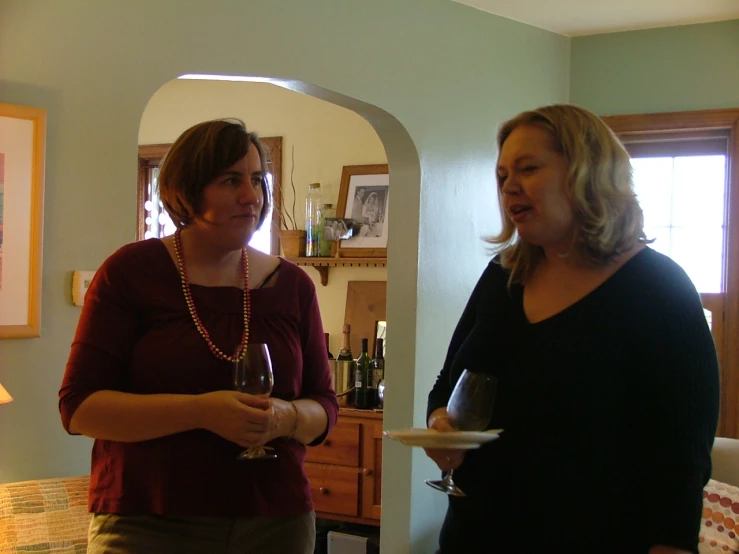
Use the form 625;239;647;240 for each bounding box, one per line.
273;398;328;445
293;399;329;444
69;390;202;441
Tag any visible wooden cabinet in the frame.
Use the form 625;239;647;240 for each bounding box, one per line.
305;408;382;525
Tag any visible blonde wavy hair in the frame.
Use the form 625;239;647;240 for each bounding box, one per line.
488;104;649;284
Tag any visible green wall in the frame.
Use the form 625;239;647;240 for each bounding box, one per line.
0;0;569;551
571;19;739;115
4;0;737;550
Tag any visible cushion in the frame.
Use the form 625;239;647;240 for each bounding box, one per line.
700;479;739;553
0;475;90;553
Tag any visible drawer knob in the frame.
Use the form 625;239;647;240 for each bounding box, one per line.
319;487;330;495
362;468;372;476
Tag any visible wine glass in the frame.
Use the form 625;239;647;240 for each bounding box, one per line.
425;369;497;496
233;343;277;461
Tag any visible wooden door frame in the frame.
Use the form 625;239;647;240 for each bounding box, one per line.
603;108;739;438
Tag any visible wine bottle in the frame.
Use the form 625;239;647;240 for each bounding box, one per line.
337;324;353;361
325;332;334;360
354;338;372;409
370;338;385;408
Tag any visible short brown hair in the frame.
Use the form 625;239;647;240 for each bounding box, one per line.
158;119;271;229
488;104;649;284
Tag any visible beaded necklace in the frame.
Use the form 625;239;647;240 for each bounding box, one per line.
173;228;251;362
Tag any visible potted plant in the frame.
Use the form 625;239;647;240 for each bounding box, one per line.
274;146;305;258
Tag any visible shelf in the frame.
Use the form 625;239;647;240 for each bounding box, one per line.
287;257;387;286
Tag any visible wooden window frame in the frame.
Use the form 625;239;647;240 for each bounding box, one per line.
136;136;283;256
603;108;739;438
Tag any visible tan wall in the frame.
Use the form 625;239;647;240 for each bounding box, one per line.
139;79;387;353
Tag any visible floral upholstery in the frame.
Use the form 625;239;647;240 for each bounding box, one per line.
0;475;90;553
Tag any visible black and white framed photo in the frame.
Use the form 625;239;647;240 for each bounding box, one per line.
335;164;389;258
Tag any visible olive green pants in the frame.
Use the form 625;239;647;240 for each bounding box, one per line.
87;511;316;554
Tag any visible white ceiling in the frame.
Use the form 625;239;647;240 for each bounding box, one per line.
451;0;739;36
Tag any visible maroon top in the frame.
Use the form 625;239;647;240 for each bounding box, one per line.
59;239;338;517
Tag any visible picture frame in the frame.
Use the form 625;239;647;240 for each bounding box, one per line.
0;103;46;338
335;164;389;258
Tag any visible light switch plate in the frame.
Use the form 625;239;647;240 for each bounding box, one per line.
72;270;97;306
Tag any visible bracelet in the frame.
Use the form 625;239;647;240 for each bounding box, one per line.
287;401;299;439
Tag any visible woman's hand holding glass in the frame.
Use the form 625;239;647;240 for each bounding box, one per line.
424;369;497;496
424;408;467;471
196;390;272;448
233;343;277;460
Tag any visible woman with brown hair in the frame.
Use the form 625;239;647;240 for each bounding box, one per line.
425;105;719;554
59;119;338;554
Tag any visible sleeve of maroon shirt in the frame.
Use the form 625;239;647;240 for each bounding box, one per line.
295;270;339;446
58;244;141;433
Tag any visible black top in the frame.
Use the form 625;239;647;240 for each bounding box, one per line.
428;248;719;554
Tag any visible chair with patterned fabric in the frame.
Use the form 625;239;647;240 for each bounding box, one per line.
0;475;91;553
711;437;739;487
700;437;739;553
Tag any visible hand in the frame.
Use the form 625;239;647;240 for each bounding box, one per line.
263;398;299;442
424;409;466;471
196;391;272;448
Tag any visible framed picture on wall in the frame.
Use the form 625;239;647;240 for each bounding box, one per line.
335;164;389;258
0;103;46;338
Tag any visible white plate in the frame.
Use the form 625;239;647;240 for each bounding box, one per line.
383;428;503;450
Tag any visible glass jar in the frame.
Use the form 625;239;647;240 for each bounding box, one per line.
318;203;336;257
305;183;322;257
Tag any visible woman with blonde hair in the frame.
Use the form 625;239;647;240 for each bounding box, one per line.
425;105;719;553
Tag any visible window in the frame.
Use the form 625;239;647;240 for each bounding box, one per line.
136;137;283;255
628;137;728;293
604;110;739;438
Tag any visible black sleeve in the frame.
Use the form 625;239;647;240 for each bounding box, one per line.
635;266;720;552
426;260;502;422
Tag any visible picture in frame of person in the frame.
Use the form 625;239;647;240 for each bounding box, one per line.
336;164;389;258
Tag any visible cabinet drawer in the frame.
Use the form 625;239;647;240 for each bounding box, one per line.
305;464;359;517
305;421;360;467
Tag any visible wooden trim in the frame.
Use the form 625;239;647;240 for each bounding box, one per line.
0;103;46;338
138;143;170;162
288;257;387;286
626;137;728;158
260;136;282;256
620;129;730;144
315;511;380;527
27;106;46;338
604;109;739;134
603;109;739;438
338;407;384;419
723;118;739;438
136;161;150;241
361;420;383;520
137;144;170;241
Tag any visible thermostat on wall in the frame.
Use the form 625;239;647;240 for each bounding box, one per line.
72;270;97;307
